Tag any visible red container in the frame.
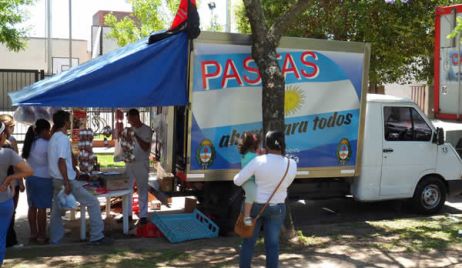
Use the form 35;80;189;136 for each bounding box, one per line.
132;194;139;214
136;222;163;238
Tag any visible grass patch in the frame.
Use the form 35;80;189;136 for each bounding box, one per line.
94;134;112;141
96;154;125;168
368;216;462;253
293;230;329;246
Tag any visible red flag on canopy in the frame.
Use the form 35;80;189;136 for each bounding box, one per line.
170;0;197;30
149;0;199;44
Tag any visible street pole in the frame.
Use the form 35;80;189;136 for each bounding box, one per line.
46;0;52;75
225;0;231;32
69;0;72;71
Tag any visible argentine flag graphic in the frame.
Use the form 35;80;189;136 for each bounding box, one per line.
190;43;364;171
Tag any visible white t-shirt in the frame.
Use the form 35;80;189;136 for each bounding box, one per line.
233;154;297;204
132;124;152;162
27;138;50;178
48;132;76;180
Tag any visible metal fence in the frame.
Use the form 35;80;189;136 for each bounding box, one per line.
0;69;45;111
85;108;151;135
0;108;151;145
410;85;427;114
0;69;153;145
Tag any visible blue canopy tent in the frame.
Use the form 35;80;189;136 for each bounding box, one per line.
9;32;189;108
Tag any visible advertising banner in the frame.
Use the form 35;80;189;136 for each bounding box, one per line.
190;43;365;172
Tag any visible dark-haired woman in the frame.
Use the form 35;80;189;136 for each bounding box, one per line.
233;131;297;268
238;132;259;226
22;119;52;244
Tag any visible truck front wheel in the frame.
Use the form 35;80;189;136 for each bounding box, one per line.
412;176;446;215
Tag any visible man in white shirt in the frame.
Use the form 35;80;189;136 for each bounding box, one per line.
48;110;111;245
125;109;153;225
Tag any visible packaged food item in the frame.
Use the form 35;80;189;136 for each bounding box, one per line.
118;127;135;163
78;128;96;174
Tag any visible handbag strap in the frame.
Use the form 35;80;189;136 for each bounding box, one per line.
254;157;290;220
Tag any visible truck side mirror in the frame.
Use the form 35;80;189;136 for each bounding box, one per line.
433;127;445;145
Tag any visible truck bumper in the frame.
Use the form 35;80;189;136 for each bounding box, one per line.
447;180;462;197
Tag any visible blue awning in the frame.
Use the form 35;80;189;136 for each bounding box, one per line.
9;32;188;108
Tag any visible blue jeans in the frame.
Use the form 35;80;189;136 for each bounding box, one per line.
0;198;14;265
239;203;286;268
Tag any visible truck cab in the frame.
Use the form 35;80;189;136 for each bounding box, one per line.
352;94;462;213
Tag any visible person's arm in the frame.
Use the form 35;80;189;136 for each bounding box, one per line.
18;178;25;192
11;139;19;154
134;134;151;152
0;161;33;192
58;158;72;195
233;158;257;186
135;127;152;152
56;138;72;194
71;150;80;179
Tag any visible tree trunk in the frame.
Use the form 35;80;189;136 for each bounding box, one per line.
253;42;285;134
243;0;311;136
243;0;311;240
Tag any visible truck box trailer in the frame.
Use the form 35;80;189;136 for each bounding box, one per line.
154;32;462;230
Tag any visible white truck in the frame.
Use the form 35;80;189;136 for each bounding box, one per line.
154;32;462;231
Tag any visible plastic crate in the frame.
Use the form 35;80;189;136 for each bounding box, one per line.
152;209;219;243
136;222;163;238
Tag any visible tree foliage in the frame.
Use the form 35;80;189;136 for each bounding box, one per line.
0;0;32;51
236;0;457;86
448;16;462;39
105;0;179;46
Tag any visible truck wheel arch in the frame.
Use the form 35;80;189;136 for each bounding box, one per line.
412;174;447;214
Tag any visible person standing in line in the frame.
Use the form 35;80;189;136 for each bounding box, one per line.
22;119;53;244
48;110;111;245
0;121;33;265
233;131;297;268
125;109;153;225
0;114;25;248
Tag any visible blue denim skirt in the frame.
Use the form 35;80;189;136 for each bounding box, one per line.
26;176;53;209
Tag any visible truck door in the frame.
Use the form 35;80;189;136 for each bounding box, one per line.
380;106;437;197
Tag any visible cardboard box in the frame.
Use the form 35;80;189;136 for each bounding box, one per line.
150;200;161;210
159;176;174;192
184;197;197;213
101;172;130;191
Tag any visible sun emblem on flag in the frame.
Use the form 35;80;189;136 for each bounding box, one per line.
285;85;305;115
196;139;216;169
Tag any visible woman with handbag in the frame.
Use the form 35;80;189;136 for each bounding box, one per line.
233;130;297;268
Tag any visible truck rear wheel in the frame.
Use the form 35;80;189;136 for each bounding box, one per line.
412;176;446;215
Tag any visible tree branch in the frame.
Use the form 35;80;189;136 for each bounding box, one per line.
269;0;312;44
243;0;268;44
